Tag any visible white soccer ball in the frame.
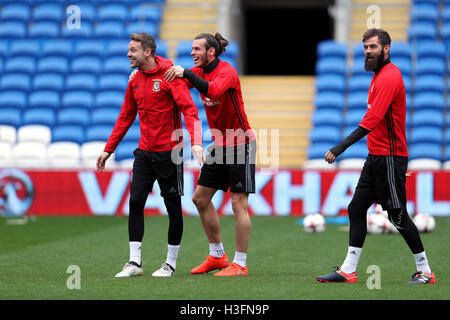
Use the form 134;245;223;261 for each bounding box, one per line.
413;213;436;233
303;213;326;233
367;213;390;234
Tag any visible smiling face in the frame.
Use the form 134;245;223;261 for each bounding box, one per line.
127;40;150;69
191;38;216;68
363;36;390;72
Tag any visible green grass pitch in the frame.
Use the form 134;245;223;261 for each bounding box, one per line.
0;215;448;300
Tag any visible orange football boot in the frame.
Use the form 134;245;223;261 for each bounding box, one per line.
190;253;229;274
214;262;248;276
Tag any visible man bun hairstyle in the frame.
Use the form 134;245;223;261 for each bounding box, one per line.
195;32;229;57
130;33;157;55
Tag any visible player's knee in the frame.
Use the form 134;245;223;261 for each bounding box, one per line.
192;192;208;210
231;193;248;215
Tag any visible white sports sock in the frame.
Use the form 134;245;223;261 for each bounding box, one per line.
413;251;432;274
209;242;225;258
165;244;180;269
340;246;362;274
233;251;247;268
129;241;142;266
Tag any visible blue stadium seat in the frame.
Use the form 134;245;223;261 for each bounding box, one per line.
103;57;132;74
408;22;438;41
445;128;450;145
317;40;347;59
98;74;128;91
175;56;194;69
390;42;412;60
95;91;125;109
222;41;238;59
415;75;444;93
52;125;85;144
413;92;444;110
38;56;69;74
0;22;27;38
344;109;366;127
126;22;158;37
29;91;60;109
410;126;443;145
348;92;368;110
411;109;444;127
98;4;128;22
338;141;368;160
350;57;367;76
391;57;411;76
23;108;56;127
72;3;96;22
62;91;94;109
5;57;36;74
0;73;31;91
29;22;59;38
106;40;129;57
416;58;445;76
0;108;22;127
352;43;365;60
402;75;411;94
42;40;73;58
0;3;31;22
75;40;105;58
130;4;162;23
410;4;439;24
115;141;138;162
348;75;372;93
312;109;343;127
307;142;336;160
309;126;341;144
315;92;345;110
10;40;40;59
91;108;121;125
0;91;26;109
66;74;97;91
0;40;8;58
442;6;450;23
416;41;446;60
32;3;63;23
94;21;124;38
57;108;90;127
33;73;64;92
123;125;141;143
176;40;193;57
71;57;102;74
62;21;92;39
315;57;347;76
408;143;442;161
156;40;168;58
85;125;114;142
315;75;346;93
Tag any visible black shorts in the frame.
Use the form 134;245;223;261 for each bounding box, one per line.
131;148;183;197
197;140;256;193
355;154;408;211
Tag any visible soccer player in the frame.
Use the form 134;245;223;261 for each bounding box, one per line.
316;29;435;284
96;33;204;278
165;33;257;276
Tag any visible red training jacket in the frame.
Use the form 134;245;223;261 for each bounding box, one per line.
104;55;202;153
189;59;255;147
359;62;408;157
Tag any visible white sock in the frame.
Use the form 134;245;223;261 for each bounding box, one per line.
209;242;225;258
165;244;180;269
129;241;142;266
413;251;432;274
340;246;362;274
233;251;247;268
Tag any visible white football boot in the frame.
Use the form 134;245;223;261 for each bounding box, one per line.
152;263;175;277
115;261;143;278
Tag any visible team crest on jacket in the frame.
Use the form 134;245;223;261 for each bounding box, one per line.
152;79;161;92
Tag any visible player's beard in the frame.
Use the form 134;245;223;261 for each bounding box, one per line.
364;51;385;72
